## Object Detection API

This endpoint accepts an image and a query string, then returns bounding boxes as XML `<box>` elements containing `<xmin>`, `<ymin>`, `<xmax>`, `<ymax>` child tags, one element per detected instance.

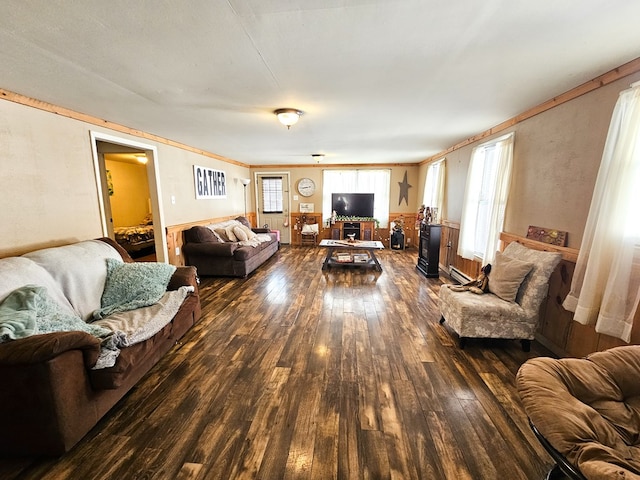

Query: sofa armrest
<box><xmin>0</xmin><ymin>331</ymin><xmax>100</xmax><ymax>367</ymax></box>
<box><xmin>252</xmin><ymin>228</ymin><xmax>271</xmax><ymax>234</ymax></box>
<box><xmin>184</xmin><ymin>242</ymin><xmax>238</xmax><ymax>257</ymax></box>
<box><xmin>168</xmin><ymin>266</ymin><xmax>199</xmax><ymax>291</ymax></box>
<box><xmin>96</xmin><ymin>237</ymin><xmax>135</xmax><ymax>263</ymax></box>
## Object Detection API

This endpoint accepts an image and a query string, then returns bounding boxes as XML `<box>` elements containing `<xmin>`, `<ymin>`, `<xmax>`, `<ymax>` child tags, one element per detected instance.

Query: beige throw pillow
<box><xmin>233</xmin><ymin>225</ymin><xmax>249</xmax><ymax>242</ymax></box>
<box><xmin>242</xmin><ymin>224</ymin><xmax>257</xmax><ymax>240</ymax></box>
<box><xmin>224</xmin><ymin>225</ymin><xmax>238</xmax><ymax>242</ymax></box>
<box><xmin>489</xmin><ymin>251</ymin><xmax>535</xmax><ymax>302</ymax></box>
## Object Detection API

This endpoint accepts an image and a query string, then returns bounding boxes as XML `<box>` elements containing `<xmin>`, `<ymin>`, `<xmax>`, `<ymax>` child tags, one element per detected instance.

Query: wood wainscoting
<box><xmin>499</xmin><ymin>232</ymin><xmax>640</xmax><ymax>357</ymax></box>
<box><xmin>295</xmin><ymin>212</ymin><xmax>419</xmax><ymax>249</ymax></box>
<box><xmin>438</xmin><ymin>220</ymin><xmax>482</xmax><ymax>281</ymax></box>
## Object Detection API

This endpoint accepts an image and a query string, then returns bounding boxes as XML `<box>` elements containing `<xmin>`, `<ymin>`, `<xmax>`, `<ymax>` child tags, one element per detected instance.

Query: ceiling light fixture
<box><xmin>274</xmin><ymin>108</ymin><xmax>303</xmax><ymax>129</ymax></box>
<box><xmin>134</xmin><ymin>153</ymin><xmax>148</xmax><ymax>164</ymax></box>
<box><xmin>312</xmin><ymin>154</ymin><xmax>324</xmax><ymax>163</ymax></box>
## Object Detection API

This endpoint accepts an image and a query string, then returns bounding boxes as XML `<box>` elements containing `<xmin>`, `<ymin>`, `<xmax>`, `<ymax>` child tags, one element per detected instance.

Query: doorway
<box><xmin>104</xmin><ymin>151</ymin><xmax>155</xmax><ymax>260</ymax></box>
<box><xmin>256</xmin><ymin>172</ymin><xmax>291</xmax><ymax>244</ymax></box>
<box><xmin>90</xmin><ymin>132</ymin><xmax>168</xmax><ymax>262</ymax></box>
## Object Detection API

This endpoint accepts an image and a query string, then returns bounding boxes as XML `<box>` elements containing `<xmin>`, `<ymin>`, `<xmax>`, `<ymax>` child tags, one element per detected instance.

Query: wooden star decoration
<box><xmin>398</xmin><ymin>170</ymin><xmax>412</xmax><ymax>206</ymax></box>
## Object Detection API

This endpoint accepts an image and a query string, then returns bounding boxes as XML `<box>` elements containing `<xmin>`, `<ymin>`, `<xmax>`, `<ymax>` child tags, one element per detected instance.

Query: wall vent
<box><xmin>449</xmin><ymin>266</ymin><xmax>472</xmax><ymax>285</ymax></box>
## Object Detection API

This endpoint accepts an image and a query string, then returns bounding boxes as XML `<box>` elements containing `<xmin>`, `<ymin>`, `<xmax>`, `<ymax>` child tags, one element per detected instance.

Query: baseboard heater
<box><xmin>449</xmin><ymin>266</ymin><xmax>472</xmax><ymax>285</ymax></box>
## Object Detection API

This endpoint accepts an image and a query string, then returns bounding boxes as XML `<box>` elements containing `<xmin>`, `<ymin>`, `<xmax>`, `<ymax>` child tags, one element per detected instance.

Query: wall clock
<box><xmin>297</xmin><ymin>178</ymin><xmax>316</xmax><ymax>197</ymax></box>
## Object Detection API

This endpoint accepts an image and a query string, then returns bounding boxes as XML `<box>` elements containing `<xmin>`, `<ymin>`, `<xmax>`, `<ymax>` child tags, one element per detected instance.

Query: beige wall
<box><xmin>0</xmin><ymin>100</ymin><xmax>251</xmax><ymax>256</ymax></box>
<box><xmin>0</xmin><ymin>101</ymin><xmax>104</xmax><ymax>255</ymax></box>
<box><xmin>3</xmin><ymin>67</ymin><xmax>639</xmax><ymax>255</ymax></box>
<box><xmin>424</xmin><ymin>71</ymin><xmax>640</xmax><ymax>249</ymax></box>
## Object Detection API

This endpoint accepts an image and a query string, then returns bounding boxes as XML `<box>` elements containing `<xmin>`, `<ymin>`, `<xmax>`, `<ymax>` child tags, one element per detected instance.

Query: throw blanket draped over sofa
<box><xmin>0</xmin><ymin>238</ymin><xmax>201</xmax><ymax>456</ymax></box>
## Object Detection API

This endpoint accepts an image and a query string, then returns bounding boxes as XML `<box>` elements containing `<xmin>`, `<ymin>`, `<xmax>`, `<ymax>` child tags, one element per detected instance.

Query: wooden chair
<box><xmin>300</xmin><ymin>215</ymin><xmax>319</xmax><ymax>246</ymax></box>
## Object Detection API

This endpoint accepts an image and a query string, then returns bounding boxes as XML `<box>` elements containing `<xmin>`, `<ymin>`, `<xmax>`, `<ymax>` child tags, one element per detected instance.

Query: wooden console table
<box><xmin>330</xmin><ymin>220</ymin><xmax>375</xmax><ymax>241</ymax></box>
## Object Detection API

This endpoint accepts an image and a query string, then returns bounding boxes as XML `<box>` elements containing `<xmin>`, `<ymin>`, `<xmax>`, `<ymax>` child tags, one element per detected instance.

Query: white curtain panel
<box><xmin>458</xmin><ymin>133</ymin><xmax>514</xmax><ymax>265</ymax></box>
<box><xmin>563</xmin><ymin>83</ymin><xmax>640</xmax><ymax>342</ymax></box>
<box><xmin>423</xmin><ymin>158</ymin><xmax>446</xmax><ymax>222</ymax></box>
<box><xmin>322</xmin><ymin>169</ymin><xmax>391</xmax><ymax>227</ymax></box>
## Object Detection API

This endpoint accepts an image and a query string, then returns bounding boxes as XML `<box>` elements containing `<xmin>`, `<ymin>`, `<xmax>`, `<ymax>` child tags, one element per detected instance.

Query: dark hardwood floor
<box><xmin>0</xmin><ymin>246</ymin><xmax>556</xmax><ymax>479</ymax></box>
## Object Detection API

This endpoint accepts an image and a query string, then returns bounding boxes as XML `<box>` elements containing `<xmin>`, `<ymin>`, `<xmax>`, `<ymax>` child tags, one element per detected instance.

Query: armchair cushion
<box><xmin>302</xmin><ymin>223</ymin><xmax>319</xmax><ymax>234</ymax></box>
<box><xmin>488</xmin><ymin>251</ymin><xmax>534</xmax><ymax>302</ymax></box>
<box><xmin>517</xmin><ymin>346</ymin><xmax>640</xmax><ymax>480</ymax></box>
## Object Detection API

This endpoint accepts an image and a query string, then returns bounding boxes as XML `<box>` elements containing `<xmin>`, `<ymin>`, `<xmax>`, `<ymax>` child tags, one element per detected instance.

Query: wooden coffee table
<box><xmin>319</xmin><ymin>239</ymin><xmax>384</xmax><ymax>271</ymax></box>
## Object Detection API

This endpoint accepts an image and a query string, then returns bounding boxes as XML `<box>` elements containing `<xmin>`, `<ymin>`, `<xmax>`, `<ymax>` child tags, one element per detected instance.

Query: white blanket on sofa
<box><xmin>92</xmin><ymin>286</ymin><xmax>193</xmax><ymax>369</ymax></box>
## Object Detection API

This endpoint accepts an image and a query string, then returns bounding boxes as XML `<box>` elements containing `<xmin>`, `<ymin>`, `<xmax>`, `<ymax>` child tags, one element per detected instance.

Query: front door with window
<box><xmin>257</xmin><ymin>173</ymin><xmax>290</xmax><ymax>244</ymax></box>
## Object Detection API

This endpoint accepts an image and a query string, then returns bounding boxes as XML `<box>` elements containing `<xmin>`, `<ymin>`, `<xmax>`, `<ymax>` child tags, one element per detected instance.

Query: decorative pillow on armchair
<box><xmin>301</xmin><ymin>224</ymin><xmax>319</xmax><ymax>234</ymax></box>
<box><xmin>488</xmin><ymin>251</ymin><xmax>534</xmax><ymax>302</ymax></box>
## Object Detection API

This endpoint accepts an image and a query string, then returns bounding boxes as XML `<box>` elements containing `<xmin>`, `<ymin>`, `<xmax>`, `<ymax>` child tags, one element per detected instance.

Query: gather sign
<box><xmin>193</xmin><ymin>165</ymin><xmax>226</xmax><ymax>199</ymax></box>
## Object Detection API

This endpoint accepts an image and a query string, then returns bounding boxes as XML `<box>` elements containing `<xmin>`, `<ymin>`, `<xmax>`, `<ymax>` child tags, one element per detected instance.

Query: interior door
<box><xmin>257</xmin><ymin>172</ymin><xmax>290</xmax><ymax>244</ymax></box>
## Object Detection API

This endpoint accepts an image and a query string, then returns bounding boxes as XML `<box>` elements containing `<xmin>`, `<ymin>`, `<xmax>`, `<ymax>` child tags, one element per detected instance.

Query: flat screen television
<box><xmin>331</xmin><ymin>193</ymin><xmax>375</xmax><ymax>218</ymax></box>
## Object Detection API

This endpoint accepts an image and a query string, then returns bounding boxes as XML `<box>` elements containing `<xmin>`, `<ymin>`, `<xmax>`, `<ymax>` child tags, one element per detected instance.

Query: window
<box><xmin>322</xmin><ymin>169</ymin><xmax>391</xmax><ymax>227</ymax></box>
<box><xmin>458</xmin><ymin>132</ymin><xmax>514</xmax><ymax>264</ymax></box>
<box><xmin>422</xmin><ymin>158</ymin><xmax>445</xmax><ymax>222</ymax></box>
<box><xmin>564</xmin><ymin>82</ymin><xmax>640</xmax><ymax>342</ymax></box>
<box><xmin>261</xmin><ymin>177</ymin><xmax>283</xmax><ymax>213</ymax></box>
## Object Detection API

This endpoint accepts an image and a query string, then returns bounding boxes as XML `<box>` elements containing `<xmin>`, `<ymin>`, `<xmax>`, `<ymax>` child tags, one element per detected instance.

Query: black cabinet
<box><xmin>416</xmin><ymin>224</ymin><xmax>441</xmax><ymax>278</ymax></box>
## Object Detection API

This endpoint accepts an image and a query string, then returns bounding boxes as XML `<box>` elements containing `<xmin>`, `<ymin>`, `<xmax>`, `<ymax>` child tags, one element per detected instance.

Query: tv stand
<box><xmin>331</xmin><ymin>220</ymin><xmax>375</xmax><ymax>241</ymax></box>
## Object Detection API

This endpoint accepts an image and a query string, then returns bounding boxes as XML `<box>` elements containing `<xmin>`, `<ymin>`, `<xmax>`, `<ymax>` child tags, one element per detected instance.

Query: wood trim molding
<box><xmin>0</xmin><ymin>89</ymin><xmax>248</xmax><ymax>168</ymax></box>
<box><xmin>420</xmin><ymin>56</ymin><xmax>640</xmax><ymax>165</ymax></box>
<box><xmin>499</xmin><ymin>231</ymin><xmax>579</xmax><ymax>263</ymax></box>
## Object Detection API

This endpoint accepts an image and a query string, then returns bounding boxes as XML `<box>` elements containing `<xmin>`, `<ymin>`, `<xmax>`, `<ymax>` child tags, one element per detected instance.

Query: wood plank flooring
<box><xmin>0</xmin><ymin>246</ymin><xmax>556</xmax><ymax>479</ymax></box>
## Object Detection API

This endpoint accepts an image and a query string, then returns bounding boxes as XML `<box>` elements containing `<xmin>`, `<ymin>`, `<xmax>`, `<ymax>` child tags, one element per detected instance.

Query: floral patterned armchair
<box><xmin>439</xmin><ymin>241</ymin><xmax>561</xmax><ymax>350</ymax></box>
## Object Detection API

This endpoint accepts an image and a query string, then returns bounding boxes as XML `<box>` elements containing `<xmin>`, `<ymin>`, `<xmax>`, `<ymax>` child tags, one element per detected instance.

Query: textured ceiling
<box><xmin>2</xmin><ymin>1</ymin><xmax>640</xmax><ymax>165</ymax></box>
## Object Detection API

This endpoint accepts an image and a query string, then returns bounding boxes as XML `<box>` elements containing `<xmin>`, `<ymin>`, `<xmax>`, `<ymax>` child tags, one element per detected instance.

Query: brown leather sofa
<box><xmin>0</xmin><ymin>238</ymin><xmax>201</xmax><ymax>456</ymax></box>
<box><xmin>183</xmin><ymin>217</ymin><xmax>279</xmax><ymax>277</ymax></box>
<box><xmin>517</xmin><ymin>346</ymin><xmax>640</xmax><ymax>480</ymax></box>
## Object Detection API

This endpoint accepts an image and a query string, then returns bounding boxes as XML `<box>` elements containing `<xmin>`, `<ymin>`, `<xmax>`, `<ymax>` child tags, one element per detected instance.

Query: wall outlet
<box><xmin>171</xmin><ymin>195</ymin><xmax>176</xmax><ymax>205</ymax></box>
<box><xmin>175</xmin><ymin>246</ymin><xmax>180</xmax><ymax>256</ymax></box>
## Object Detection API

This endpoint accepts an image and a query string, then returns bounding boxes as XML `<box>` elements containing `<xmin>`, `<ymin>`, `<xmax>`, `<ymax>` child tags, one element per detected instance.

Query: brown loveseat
<box><xmin>0</xmin><ymin>238</ymin><xmax>201</xmax><ymax>456</ymax></box>
<box><xmin>517</xmin><ymin>346</ymin><xmax>640</xmax><ymax>480</ymax></box>
<box><xmin>183</xmin><ymin>216</ymin><xmax>279</xmax><ymax>277</ymax></box>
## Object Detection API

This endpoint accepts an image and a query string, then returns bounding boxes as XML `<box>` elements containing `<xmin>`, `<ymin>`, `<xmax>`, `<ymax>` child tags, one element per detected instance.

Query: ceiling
<box><xmin>2</xmin><ymin>1</ymin><xmax>640</xmax><ymax>166</ymax></box>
